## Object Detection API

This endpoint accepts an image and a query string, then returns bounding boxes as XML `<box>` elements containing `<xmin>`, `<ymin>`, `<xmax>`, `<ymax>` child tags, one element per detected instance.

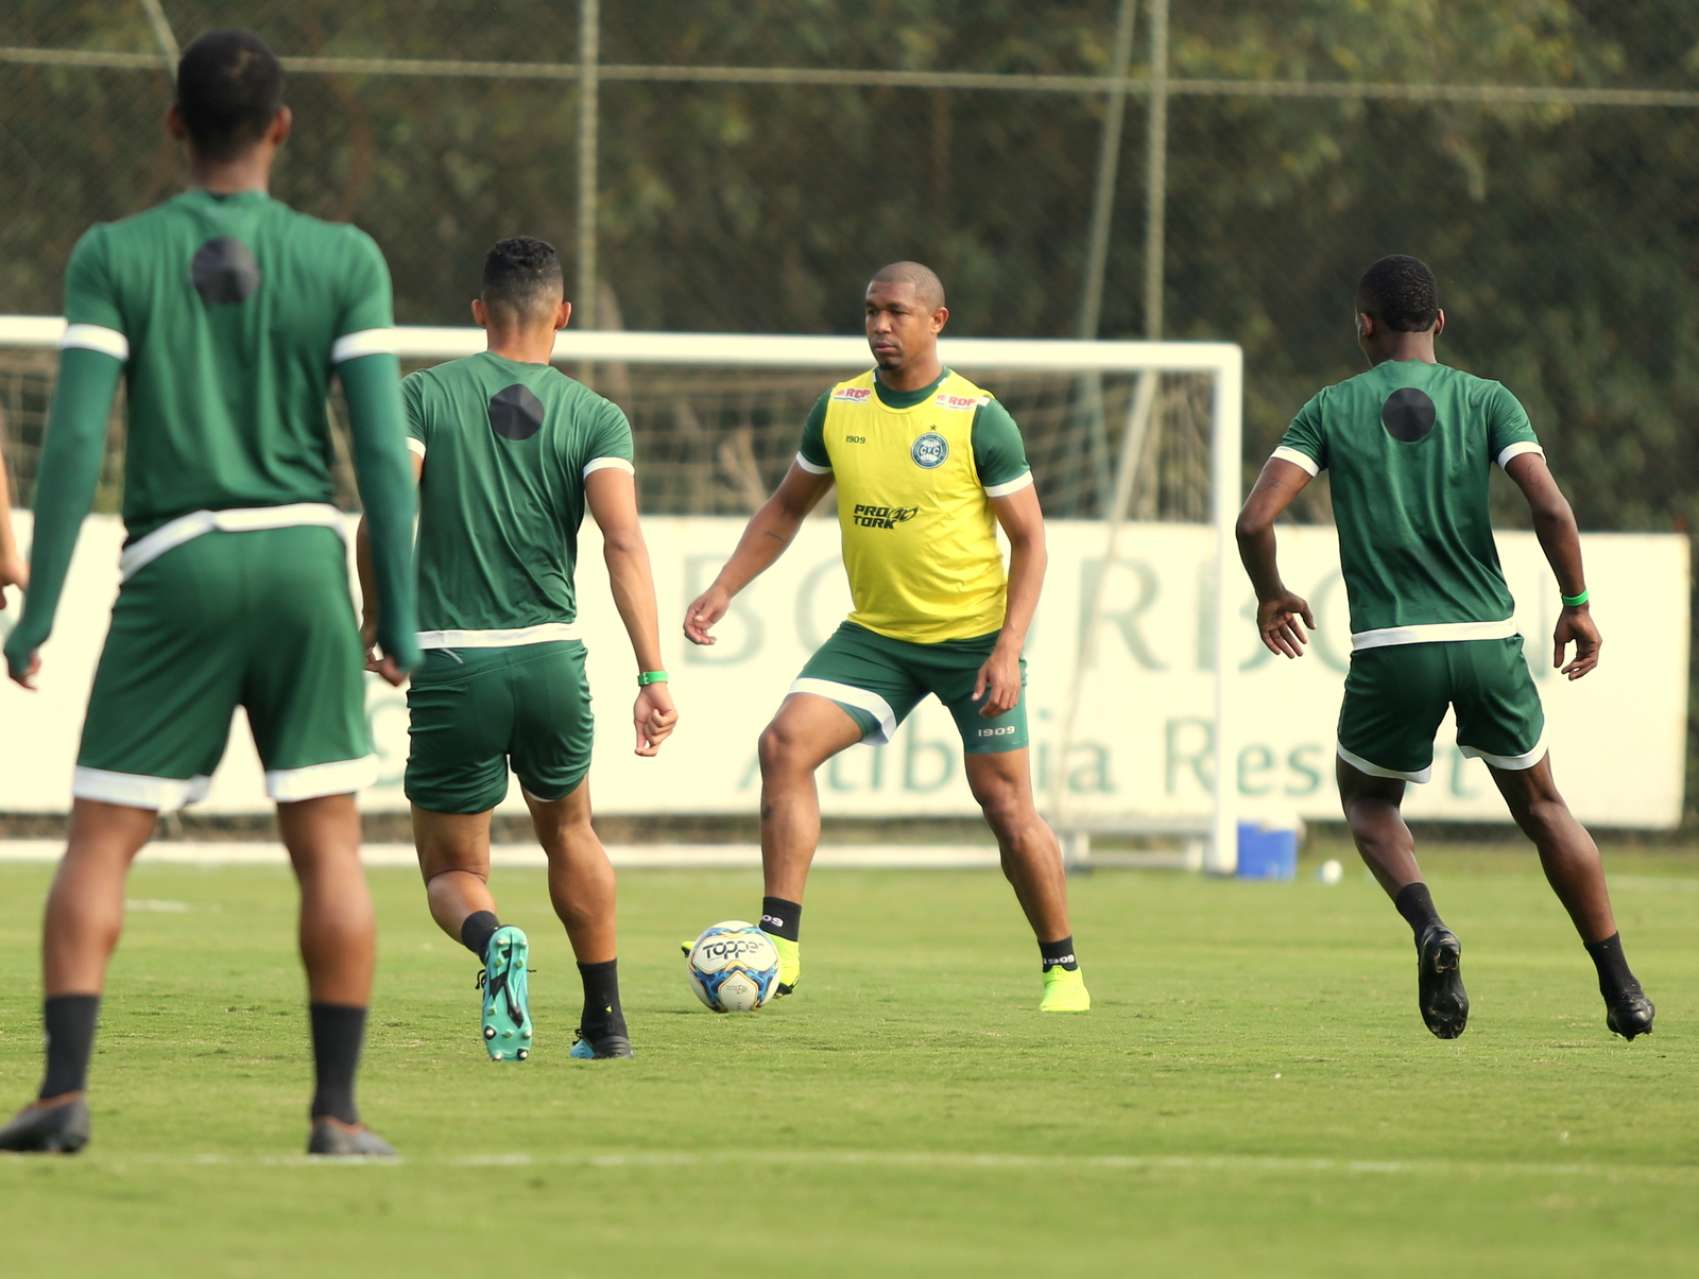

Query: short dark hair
<box><xmin>482</xmin><ymin>237</ymin><xmax>564</xmax><ymax>317</ymax></box>
<box><xmin>1356</xmin><ymin>255</ymin><xmax>1439</xmax><ymax>332</ymax></box>
<box><xmin>175</xmin><ymin>30</ymin><xmax>284</xmax><ymax>162</ymax></box>
<box><xmin>869</xmin><ymin>261</ymin><xmax>946</xmax><ymax>311</ymax></box>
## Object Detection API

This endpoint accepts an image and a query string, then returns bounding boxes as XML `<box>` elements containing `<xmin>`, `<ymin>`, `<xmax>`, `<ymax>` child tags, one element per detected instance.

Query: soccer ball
<box><xmin>686</xmin><ymin>921</ymin><xmax>781</xmax><ymax>1013</ymax></box>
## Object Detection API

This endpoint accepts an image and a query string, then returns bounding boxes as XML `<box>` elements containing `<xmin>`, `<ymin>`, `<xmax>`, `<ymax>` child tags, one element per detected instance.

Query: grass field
<box><xmin>1</xmin><ymin>844</ymin><xmax>1695</xmax><ymax>1277</ymax></box>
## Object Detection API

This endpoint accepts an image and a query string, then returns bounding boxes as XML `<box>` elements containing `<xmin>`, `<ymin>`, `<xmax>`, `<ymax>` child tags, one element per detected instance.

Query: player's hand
<box><xmin>972</xmin><ymin>643</ymin><xmax>1022</xmax><ymax>718</ymax></box>
<box><xmin>1553</xmin><ymin>605</ymin><xmax>1600</xmax><ymax>680</ymax></box>
<box><xmin>359</xmin><ymin>615</ymin><xmax>380</xmax><ymax>668</ymax></box>
<box><xmin>683</xmin><ymin>585</ymin><xmax>730</xmax><ymax>646</ymax></box>
<box><xmin>6</xmin><ymin>648</ymin><xmax>41</xmax><ymax>691</ymax></box>
<box><xmin>634</xmin><ymin>683</ymin><xmax>678</xmax><ymax>756</ymax></box>
<box><xmin>0</xmin><ymin>549</ymin><xmax>26</xmax><ymax>609</ymax></box>
<box><xmin>1256</xmin><ymin>591</ymin><xmax>1316</xmax><ymax>659</ymax></box>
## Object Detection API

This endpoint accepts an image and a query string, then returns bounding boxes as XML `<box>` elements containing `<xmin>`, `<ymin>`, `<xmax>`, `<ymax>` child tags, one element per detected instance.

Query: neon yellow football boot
<box><xmin>1040</xmin><ymin>966</ymin><xmax>1091</xmax><ymax>1013</ymax></box>
<box><xmin>768</xmin><ymin>934</ymin><xmax>801</xmax><ymax>997</ymax></box>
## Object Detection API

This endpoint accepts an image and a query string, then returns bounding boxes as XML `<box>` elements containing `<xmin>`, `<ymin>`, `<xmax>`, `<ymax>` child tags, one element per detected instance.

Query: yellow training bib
<box><xmin>818</xmin><ymin>369</ymin><xmax>1008</xmax><ymax>643</ymax></box>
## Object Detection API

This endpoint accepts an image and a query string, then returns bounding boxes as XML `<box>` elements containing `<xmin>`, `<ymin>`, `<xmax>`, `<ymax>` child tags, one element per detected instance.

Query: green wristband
<box><xmin>638</xmin><ymin>670</ymin><xmax>669</xmax><ymax>686</ymax></box>
<box><xmin>1561</xmin><ymin>589</ymin><xmax>1589</xmax><ymax>607</ymax></box>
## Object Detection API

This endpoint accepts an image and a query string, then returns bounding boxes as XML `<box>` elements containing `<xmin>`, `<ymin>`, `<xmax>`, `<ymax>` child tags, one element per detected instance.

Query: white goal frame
<box><xmin>1</xmin><ymin>317</ymin><xmax>1242</xmax><ymax>873</ymax></box>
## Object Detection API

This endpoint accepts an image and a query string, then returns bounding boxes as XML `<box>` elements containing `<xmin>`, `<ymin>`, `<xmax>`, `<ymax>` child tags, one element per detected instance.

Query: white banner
<box><xmin>0</xmin><ymin>514</ymin><xmax>1687</xmax><ymax>826</ymax></box>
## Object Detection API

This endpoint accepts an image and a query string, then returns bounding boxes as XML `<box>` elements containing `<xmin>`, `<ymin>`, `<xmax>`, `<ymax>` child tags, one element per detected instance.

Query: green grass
<box><xmin>2</xmin><ymin>846</ymin><xmax>1696</xmax><ymax>1277</ymax></box>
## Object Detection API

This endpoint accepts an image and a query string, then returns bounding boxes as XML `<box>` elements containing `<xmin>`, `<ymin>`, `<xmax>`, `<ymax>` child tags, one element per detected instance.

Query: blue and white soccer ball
<box><xmin>686</xmin><ymin>920</ymin><xmax>782</xmax><ymax>1013</ymax></box>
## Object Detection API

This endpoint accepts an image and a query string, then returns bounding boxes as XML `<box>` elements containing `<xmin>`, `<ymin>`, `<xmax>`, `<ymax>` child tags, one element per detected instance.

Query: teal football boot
<box><xmin>478</xmin><ymin>926</ymin><xmax>533</xmax><ymax>1061</ymax></box>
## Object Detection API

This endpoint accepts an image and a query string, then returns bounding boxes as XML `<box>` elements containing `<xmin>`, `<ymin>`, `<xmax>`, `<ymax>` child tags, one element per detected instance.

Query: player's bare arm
<box><xmin>354</xmin><ymin>450</ymin><xmax>424</xmax><ymax>688</ymax></box>
<box><xmin>683</xmin><ymin>460</ymin><xmax>833</xmax><ymax>645</ymax></box>
<box><xmin>0</xmin><ymin>451</ymin><xmax>26</xmax><ymax>608</ymax></box>
<box><xmin>587</xmin><ymin>464</ymin><xmax>679</xmax><ymax>755</ymax></box>
<box><xmin>1505</xmin><ymin>451</ymin><xmax>1599</xmax><ymax>680</ymax></box>
<box><xmin>975</xmin><ymin>483</ymin><xmax>1046</xmax><ymax>717</ymax></box>
<box><xmin>1235</xmin><ymin>457</ymin><xmax>1318</xmax><ymax>659</ymax></box>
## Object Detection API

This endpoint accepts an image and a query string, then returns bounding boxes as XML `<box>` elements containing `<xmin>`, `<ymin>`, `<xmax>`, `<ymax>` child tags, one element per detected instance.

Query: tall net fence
<box><xmin>0</xmin><ymin>351</ymin><xmax>1215</xmax><ymax>523</ymax></box>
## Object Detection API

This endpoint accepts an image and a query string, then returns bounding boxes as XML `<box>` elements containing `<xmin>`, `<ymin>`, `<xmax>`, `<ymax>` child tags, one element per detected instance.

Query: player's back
<box><xmin>70</xmin><ymin>189</ymin><xmax>391</xmax><ymax>539</ymax></box>
<box><xmin>405</xmin><ymin>352</ymin><xmax>633</xmax><ymax>638</ymax></box>
<box><xmin>1277</xmin><ymin>359</ymin><xmax>1543</xmax><ymax>644</ymax></box>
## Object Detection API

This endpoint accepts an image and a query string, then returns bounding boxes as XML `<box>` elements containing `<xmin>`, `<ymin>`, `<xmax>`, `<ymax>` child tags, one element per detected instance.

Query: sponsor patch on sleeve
<box><xmin>933</xmin><ymin>393</ymin><xmax>989</xmax><ymax>411</ymax></box>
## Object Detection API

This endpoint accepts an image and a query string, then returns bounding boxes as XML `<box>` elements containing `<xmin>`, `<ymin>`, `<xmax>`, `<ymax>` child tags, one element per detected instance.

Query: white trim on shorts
<box><xmin>72</xmin><ymin>767</ymin><xmax>212</xmax><ymax>811</ymax></box>
<box><xmin>406</xmin><ymin>437</ymin><xmax>427</xmax><ymax>459</ymax></box>
<box><xmin>789</xmin><ymin>677</ymin><xmax>898</xmax><ymax>745</ymax></box>
<box><xmin>266</xmin><ymin>756</ymin><xmax>380</xmax><ymax>802</ymax></box>
<box><xmin>416</xmin><ymin>622</ymin><xmax>583</xmax><ymax>650</ymax></box>
<box><xmin>1350</xmin><ymin>618</ymin><xmax>1518</xmax><ymax>652</ymax></box>
<box><xmin>1336</xmin><ymin>743</ymin><xmax>1432</xmax><ymax>785</ymax></box>
<box><xmin>119</xmin><ymin>503</ymin><xmax>346</xmax><ymax>582</ymax></box>
<box><xmin>1459</xmin><ymin>734</ymin><xmax>1548</xmax><ymax>771</ymax></box>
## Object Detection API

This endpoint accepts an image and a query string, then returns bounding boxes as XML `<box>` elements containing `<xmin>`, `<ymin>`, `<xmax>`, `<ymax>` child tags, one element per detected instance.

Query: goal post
<box><xmin>0</xmin><ymin>317</ymin><xmax>1242</xmax><ymax>871</ymax></box>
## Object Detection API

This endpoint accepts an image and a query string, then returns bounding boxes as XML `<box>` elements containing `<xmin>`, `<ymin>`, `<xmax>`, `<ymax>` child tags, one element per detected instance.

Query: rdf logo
<box><xmin>910</xmin><ymin>432</ymin><xmax>949</xmax><ymax>469</ymax></box>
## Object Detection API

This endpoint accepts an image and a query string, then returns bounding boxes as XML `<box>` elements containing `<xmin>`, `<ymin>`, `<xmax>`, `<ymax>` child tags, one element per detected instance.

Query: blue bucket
<box><xmin>1236</xmin><ymin>820</ymin><xmax>1299</xmax><ymax>880</ymax></box>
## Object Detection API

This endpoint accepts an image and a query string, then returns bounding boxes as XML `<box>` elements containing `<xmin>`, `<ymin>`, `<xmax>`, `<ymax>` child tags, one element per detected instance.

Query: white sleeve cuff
<box><xmin>331</xmin><ymin>328</ymin><xmax>398</xmax><ymax>364</ymax></box>
<box><xmin>983</xmin><ymin>470</ymin><xmax>1034</xmax><ymax>498</ymax></box>
<box><xmin>1496</xmin><ymin>441</ymin><xmax>1545</xmax><ymax>469</ymax></box>
<box><xmin>795</xmin><ymin>453</ymin><xmax>832</xmax><ymax>475</ymax></box>
<box><xmin>1271</xmin><ymin>446</ymin><xmax>1320</xmax><ymax>477</ymax></box>
<box><xmin>61</xmin><ymin>323</ymin><xmax>129</xmax><ymax>361</ymax></box>
<box><xmin>583</xmin><ymin>456</ymin><xmax>635</xmax><ymax>479</ymax></box>
<box><xmin>405</xmin><ymin>437</ymin><xmax>427</xmax><ymax>459</ymax></box>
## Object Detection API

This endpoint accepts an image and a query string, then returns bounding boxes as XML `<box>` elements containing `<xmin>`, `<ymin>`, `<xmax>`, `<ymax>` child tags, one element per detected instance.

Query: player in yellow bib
<box><xmin>685</xmin><ymin>262</ymin><xmax>1089</xmax><ymax>1013</ymax></box>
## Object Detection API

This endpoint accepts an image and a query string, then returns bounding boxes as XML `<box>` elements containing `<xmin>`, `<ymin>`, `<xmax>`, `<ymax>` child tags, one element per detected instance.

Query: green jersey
<box><xmin>1274</xmin><ymin>359</ymin><xmax>1543</xmax><ymax>649</ymax></box>
<box><xmin>62</xmin><ymin>188</ymin><xmax>396</xmax><ymax>546</ymax></box>
<box><xmin>403</xmin><ymin>352</ymin><xmax>635</xmax><ymax>645</ymax></box>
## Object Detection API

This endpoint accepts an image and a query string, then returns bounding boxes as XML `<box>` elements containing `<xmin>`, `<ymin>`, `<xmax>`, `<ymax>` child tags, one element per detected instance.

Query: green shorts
<box><xmin>75</xmin><ymin>525</ymin><xmax>373</xmax><ymax>810</ymax></box>
<box><xmin>1337</xmin><ymin>637</ymin><xmax>1546</xmax><ymax>784</ymax></box>
<box><xmin>792</xmin><ymin>621</ymin><xmax>1028</xmax><ymax>754</ymax></box>
<box><xmin>405</xmin><ymin>640</ymin><xmax>593</xmax><ymax>814</ymax></box>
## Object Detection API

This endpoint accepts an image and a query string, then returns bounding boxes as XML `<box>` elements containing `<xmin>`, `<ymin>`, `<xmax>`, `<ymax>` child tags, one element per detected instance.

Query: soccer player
<box><xmin>0</xmin><ymin>448</ymin><xmax>24</xmax><ymax>605</ymax></box>
<box><xmin>357</xmin><ymin>237</ymin><xmax>676</xmax><ymax>1063</ymax></box>
<box><xmin>1235</xmin><ymin>254</ymin><xmax>1654</xmax><ymax>1041</ymax></box>
<box><xmin>684</xmin><ymin>262</ymin><xmax>1089</xmax><ymax>1013</ymax></box>
<box><xmin>0</xmin><ymin>30</ymin><xmax>419</xmax><ymax>1156</ymax></box>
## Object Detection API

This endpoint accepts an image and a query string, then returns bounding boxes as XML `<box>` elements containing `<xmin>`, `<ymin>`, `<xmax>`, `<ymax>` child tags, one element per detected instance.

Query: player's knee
<box><xmin>1519</xmin><ymin>794</ymin><xmax>1572</xmax><ymax>843</ymax></box>
<box><xmin>975</xmin><ymin>785</ymin><xmax>1031</xmax><ymax>844</ymax></box>
<box><xmin>758</xmin><ymin>720</ymin><xmax>805</xmax><ymax>776</ymax></box>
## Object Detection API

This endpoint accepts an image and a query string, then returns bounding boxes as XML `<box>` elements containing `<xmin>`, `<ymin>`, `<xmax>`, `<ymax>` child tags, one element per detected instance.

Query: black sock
<box><xmin>39</xmin><ymin>994</ymin><xmax>100</xmax><ymax>1100</ymax></box>
<box><xmin>1394</xmin><ymin>882</ymin><xmax>1442</xmax><ymax>941</ymax></box>
<box><xmin>1584</xmin><ymin>932</ymin><xmax>1638</xmax><ymax>1001</ymax></box>
<box><xmin>308</xmin><ymin>1003</ymin><xmax>366</xmax><ymax>1126</ymax></box>
<box><xmin>578</xmin><ymin>959</ymin><xmax>627</xmax><ymax>1040</ymax></box>
<box><xmin>1039</xmin><ymin>937</ymin><xmax>1079</xmax><ymax>973</ymax></box>
<box><xmin>759</xmin><ymin>897</ymin><xmax>802</xmax><ymax>942</ymax></box>
<box><xmin>459</xmin><ymin>910</ymin><xmax>501</xmax><ymax>960</ymax></box>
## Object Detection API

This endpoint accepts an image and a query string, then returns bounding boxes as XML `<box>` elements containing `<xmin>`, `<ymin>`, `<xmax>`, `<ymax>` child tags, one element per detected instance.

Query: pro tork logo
<box><xmin>911</xmin><ymin>431</ymin><xmax>949</xmax><ymax>469</ymax></box>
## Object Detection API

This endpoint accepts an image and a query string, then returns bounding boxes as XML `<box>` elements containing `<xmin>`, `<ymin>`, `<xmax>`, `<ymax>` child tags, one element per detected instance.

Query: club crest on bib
<box><xmin>911</xmin><ymin>432</ymin><xmax>949</xmax><ymax>469</ymax></box>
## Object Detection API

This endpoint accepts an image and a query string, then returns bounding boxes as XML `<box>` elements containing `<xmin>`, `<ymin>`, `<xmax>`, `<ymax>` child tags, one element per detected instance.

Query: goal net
<box><xmin>0</xmin><ymin>319</ymin><xmax>1243</xmax><ymax>872</ymax></box>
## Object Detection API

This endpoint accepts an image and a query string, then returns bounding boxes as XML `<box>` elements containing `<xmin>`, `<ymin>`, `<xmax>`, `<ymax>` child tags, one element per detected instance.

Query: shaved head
<box><xmin>869</xmin><ymin>261</ymin><xmax>945</xmax><ymax>312</ymax></box>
